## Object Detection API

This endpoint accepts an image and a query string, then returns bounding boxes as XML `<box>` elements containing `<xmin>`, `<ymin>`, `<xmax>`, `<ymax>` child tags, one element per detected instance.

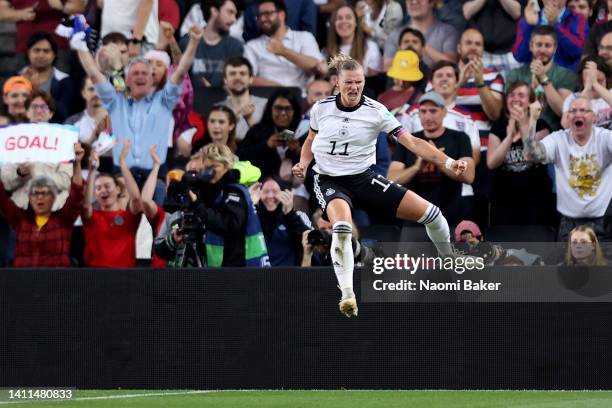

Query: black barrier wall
<box><xmin>1</xmin><ymin>268</ymin><xmax>612</xmax><ymax>389</ymax></box>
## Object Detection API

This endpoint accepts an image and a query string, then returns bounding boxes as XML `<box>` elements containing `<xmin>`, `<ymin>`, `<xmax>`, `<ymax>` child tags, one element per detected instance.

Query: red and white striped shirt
<box><xmin>426</xmin><ymin>68</ymin><xmax>505</xmax><ymax>149</ymax></box>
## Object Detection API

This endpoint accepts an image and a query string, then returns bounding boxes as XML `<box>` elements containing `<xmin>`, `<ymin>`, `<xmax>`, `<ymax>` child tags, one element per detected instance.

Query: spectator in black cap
<box><xmin>388</xmin><ymin>91</ymin><xmax>475</xmax><ymax>228</ymax></box>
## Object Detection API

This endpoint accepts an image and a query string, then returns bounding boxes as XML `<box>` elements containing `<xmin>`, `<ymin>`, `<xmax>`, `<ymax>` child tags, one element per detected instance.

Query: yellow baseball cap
<box><xmin>387</xmin><ymin>50</ymin><xmax>423</xmax><ymax>82</ymax></box>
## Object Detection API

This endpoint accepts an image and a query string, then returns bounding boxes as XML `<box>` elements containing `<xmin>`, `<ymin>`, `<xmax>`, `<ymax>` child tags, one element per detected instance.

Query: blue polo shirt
<box><xmin>95</xmin><ymin>79</ymin><xmax>182</xmax><ymax>169</ymax></box>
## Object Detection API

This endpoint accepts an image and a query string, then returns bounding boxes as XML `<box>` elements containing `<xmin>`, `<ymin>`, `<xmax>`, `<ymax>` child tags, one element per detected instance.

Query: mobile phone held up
<box><xmin>279</xmin><ymin>129</ymin><xmax>295</xmax><ymax>141</ymax></box>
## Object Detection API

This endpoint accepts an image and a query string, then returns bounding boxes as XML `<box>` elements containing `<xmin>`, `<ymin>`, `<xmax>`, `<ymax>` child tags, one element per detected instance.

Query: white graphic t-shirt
<box><xmin>542</xmin><ymin>127</ymin><xmax>612</xmax><ymax>217</ymax></box>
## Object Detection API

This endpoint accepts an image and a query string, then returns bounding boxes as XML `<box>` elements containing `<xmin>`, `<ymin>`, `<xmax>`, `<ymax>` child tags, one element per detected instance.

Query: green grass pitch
<box><xmin>3</xmin><ymin>390</ymin><xmax>612</xmax><ymax>408</ymax></box>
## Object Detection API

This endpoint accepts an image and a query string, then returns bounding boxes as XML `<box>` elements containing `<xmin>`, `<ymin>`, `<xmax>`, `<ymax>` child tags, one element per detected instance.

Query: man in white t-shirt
<box><xmin>524</xmin><ymin>97</ymin><xmax>612</xmax><ymax>241</ymax></box>
<box><xmin>243</xmin><ymin>0</ymin><xmax>325</xmax><ymax>92</ymax></box>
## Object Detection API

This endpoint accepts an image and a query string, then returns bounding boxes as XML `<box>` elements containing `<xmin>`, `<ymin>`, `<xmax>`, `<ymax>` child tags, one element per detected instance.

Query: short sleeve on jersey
<box><xmin>309</xmin><ymin>101</ymin><xmax>320</xmax><ymax>132</ymax></box>
<box><xmin>378</xmin><ymin>105</ymin><xmax>402</xmax><ymax>134</ymax></box>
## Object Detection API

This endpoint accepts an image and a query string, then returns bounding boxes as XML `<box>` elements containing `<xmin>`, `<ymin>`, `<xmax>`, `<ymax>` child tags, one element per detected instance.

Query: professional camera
<box><xmin>175</xmin><ymin>209</ymin><xmax>203</xmax><ymax>238</ymax></box>
<box><xmin>183</xmin><ymin>166</ymin><xmax>216</xmax><ymax>190</ymax></box>
<box><xmin>456</xmin><ymin>241</ymin><xmax>506</xmax><ymax>265</ymax></box>
<box><xmin>162</xmin><ymin>167</ymin><xmax>217</xmax><ymax>268</ymax></box>
<box><xmin>307</xmin><ymin>229</ymin><xmax>330</xmax><ymax>247</ymax></box>
<box><xmin>164</xmin><ymin>167</ymin><xmax>217</xmax><ymax>213</ymax></box>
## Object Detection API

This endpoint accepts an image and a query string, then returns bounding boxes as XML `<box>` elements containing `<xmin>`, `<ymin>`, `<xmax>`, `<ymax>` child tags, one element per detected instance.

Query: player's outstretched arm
<box><xmin>394</xmin><ymin>127</ymin><xmax>471</xmax><ymax>181</ymax></box>
<box><xmin>292</xmin><ymin>129</ymin><xmax>316</xmax><ymax>178</ymax></box>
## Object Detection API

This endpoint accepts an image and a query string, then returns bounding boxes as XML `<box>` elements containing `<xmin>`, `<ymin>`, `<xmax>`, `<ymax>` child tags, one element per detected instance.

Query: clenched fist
<box><xmin>292</xmin><ymin>162</ymin><xmax>307</xmax><ymax>178</ymax></box>
<box><xmin>450</xmin><ymin>159</ymin><xmax>468</xmax><ymax>176</ymax></box>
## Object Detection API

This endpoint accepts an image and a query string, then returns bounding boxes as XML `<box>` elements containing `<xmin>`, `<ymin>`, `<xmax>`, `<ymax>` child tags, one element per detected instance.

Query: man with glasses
<box><xmin>523</xmin><ymin>98</ymin><xmax>612</xmax><ymax>241</ymax></box>
<box><xmin>241</xmin><ymin>0</ymin><xmax>316</xmax><ymax>43</ymax></box>
<box><xmin>598</xmin><ymin>32</ymin><xmax>612</xmax><ymax>74</ymax></box>
<box><xmin>243</xmin><ymin>0</ymin><xmax>325</xmax><ymax>91</ymax></box>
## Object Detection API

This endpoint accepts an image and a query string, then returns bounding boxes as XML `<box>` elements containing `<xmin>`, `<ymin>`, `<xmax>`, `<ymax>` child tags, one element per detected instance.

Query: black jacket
<box><xmin>154</xmin><ymin>170</ymin><xmax>249</xmax><ymax>267</ymax></box>
<box><xmin>257</xmin><ymin>205</ymin><xmax>309</xmax><ymax>266</ymax></box>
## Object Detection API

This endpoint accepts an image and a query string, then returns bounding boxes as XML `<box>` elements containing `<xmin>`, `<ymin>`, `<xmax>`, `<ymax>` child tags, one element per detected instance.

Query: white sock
<box><xmin>331</xmin><ymin>221</ymin><xmax>354</xmax><ymax>299</ymax></box>
<box><xmin>418</xmin><ymin>204</ymin><xmax>453</xmax><ymax>256</ymax></box>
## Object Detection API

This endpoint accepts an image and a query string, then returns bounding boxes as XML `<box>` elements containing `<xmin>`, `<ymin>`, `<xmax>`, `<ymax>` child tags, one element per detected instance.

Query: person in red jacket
<box><xmin>0</xmin><ymin>143</ymin><xmax>84</xmax><ymax>267</ymax></box>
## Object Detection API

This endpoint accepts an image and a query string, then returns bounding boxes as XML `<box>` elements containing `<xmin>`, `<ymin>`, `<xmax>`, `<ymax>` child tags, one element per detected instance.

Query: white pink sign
<box><xmin>0</xmin><ymin>123</ymin><xmax>78</xmax><ymax>164</ymax></box>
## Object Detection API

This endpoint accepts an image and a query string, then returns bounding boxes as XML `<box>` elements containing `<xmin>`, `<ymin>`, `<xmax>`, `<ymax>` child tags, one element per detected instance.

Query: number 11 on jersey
<box><xmin>328</xmin><ymin>141</ymin><xmax>349</xmax><ymax>156</ymax></box>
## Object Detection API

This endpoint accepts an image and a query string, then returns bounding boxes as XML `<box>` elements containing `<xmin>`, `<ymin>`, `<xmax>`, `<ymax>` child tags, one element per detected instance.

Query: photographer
<box><xmin>301</xmin><ymin>209</ymin><xmax>373</xmax><ymax>267</ymax></box>
<box><xmin>454</xmin><ymin>220</ymin><xmax>543</xmax><ymax>266</ymax></box>
<box><xmin>251</xmin><ymin>176</ymin><xmax>311</xmax><ymax>266</ymax></box>
<box><xmin>154</xmin><ymin>144</ymin><xmax>269</xmax><ymax>268</ymax></box>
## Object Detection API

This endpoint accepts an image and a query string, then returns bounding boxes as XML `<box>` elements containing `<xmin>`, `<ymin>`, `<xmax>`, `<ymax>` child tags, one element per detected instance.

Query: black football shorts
<box><xmin>312</xmin><ymin>169</ymin><xmax>407</xmax><ymax>221</ymax></box>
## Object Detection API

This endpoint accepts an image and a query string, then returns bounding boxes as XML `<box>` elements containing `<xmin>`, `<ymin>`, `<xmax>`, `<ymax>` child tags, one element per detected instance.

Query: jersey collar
<box><xmin>335</xmin><ymin>93</ymin><xmax>365</xmax><ymax>112</ymax></box>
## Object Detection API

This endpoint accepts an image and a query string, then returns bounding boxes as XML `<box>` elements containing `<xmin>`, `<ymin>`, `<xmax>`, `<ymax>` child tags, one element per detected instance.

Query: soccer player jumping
<box><xmin>292</xmin><ymin>54</ymin><xmax>471</xmax><ymax>318</ymax></box>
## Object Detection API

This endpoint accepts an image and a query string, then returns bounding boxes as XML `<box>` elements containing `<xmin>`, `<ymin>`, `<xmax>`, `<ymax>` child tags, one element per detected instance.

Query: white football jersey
<box><xmin>310</xmin><ymin>95</ymin><xmax>401</xmax><ymax>176</ymax></box>
<box><xmin>398</xmin><ymin>104</ymin><xmax>481</xmax><ymax>151</ymax></box>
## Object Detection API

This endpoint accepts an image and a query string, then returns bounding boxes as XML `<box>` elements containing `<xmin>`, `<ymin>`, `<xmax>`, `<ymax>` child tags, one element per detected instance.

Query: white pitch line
<box><xmin>0</xmin><ymin>390</ymin><xmax>213</xmax><ymax>404</ymax></box>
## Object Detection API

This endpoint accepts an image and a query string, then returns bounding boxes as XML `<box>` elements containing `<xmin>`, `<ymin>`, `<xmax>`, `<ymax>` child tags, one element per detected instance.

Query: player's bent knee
<box><xmin>327</xmin><ymin>199</ymin><xmax>352</xmax><ymax>223</ymax></box>
<box><xmin>396</xmin><ymin>190</ymin><xmax>430</xmax><ymax>221</ymax></box>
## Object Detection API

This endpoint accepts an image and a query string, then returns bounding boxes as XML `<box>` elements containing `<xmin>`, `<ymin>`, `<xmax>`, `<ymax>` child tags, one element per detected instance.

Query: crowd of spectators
<box><xmin>0</xmin><ymin>0</ymin><xmax>611</xmax><ymax>268</ymax></box>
